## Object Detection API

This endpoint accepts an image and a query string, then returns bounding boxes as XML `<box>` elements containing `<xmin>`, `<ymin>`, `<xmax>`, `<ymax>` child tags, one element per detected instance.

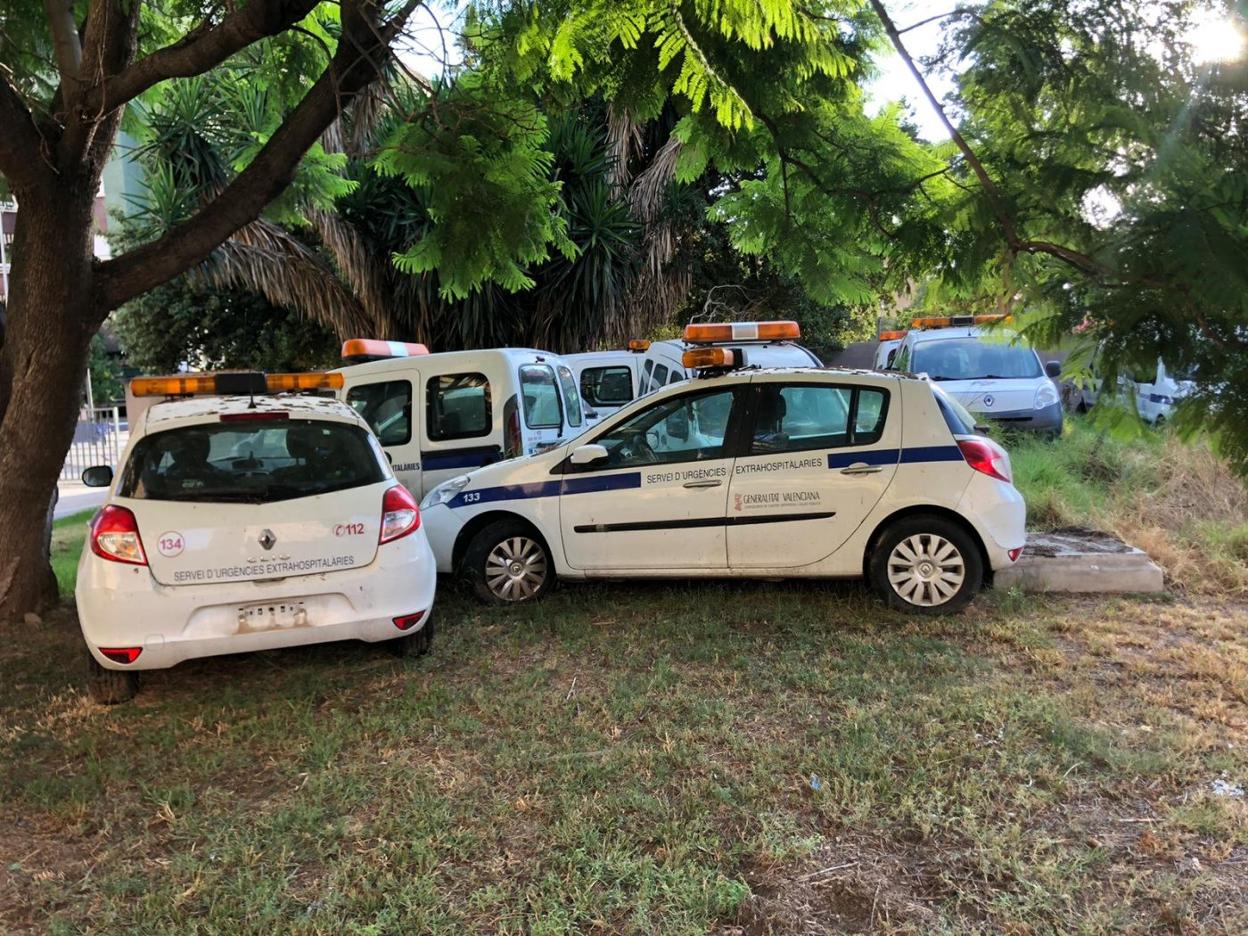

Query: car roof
<box><xmin>142</xmin><ymin>394</ymin><xmax>362</xmax><ymax>433</ymax></box>
<box><xmin>649</xmin><ymin>366</ymin><xmax>908</xmax><ymax>389</ymax></box>
<box><xmin>905</xmin><ymin>326</ymin><xmax>1022</xmax><ymax>344</ymax></box>
<box><xmin>335</xmin><ymin>347</ymin><xmax>565</xmax><ymax>377</ymax></box>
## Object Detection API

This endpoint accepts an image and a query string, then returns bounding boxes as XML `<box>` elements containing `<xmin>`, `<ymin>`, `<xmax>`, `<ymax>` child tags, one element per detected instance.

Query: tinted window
<box><xmin>668</xmin><ymin>369</ymin><xmax>684</xmax><ymax>385</ymax></box>
<box><xmin>594</xmin><ymin>389</ymin><xmax>736</xmax><ymax>468</ymax></box>
<box><xmin>118</xmin><ymin>419</ymin><xmax>385</xmax><ymax>503</ymax></box>
<box><xmin>912</xmin><ymin>338</ymin><xmax>1042</xmax><ymax>380</ymax></box>
<box><xmin>932</xmin><ymin>385</ymin><xmax>978</xmax><ymax>435</ymax></box>
<box><xmin>557</xmin><ymin>365</ymin><xmax>584</xmax><ymax>428</ymax></box>
<box><xmin>427</xmin><ymin>373</ymin><xmax>491</xmax><ymax>440</ymax></box>
<box><xmin>641</xmin><ymin>359</ymin><xmax>654</xmax><ymax>394</ymax></box>
<box><xmin>519</xmin><ymin>365</ymin><xmax>562</xmax><ymax>429</ymax></box>
<box><xmin>347</xmin><ymin>380</ymin><xmax>411</xmax><ymax>446</ymax></box>
<box><xmin>652</xmin><ymin>363</ymin><xmax>670</xmax><ymax>389</ymax></box>
<box><xmin>581</xmin><ymin>366</ymin><xmax>634</xmax><ymax>407</ymax></box>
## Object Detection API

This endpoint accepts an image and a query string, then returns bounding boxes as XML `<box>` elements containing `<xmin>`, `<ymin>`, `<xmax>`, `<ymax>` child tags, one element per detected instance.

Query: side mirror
<box><xmin>975</xmin><ymin>423</ymin><xmax>992</xmax><ymax>436</ymax></box>
<box><xmin>585</xmin><ymin>408</ymin><xmax>601</xmax><ymax>422</ymax></box>
<box><xmin>570</xmin><ymin>443</ymin><xmax>609</xmax><ymax>466</ymax></box>
<box><xmin>82</xmin><ymin>465</ymin><xmax>114</xmax><ymax>488</ymax></box>
<box><xmin>1045</xmin><ymin>360</ymin><xmax>1062</xmax><ymax>379</ymax></box>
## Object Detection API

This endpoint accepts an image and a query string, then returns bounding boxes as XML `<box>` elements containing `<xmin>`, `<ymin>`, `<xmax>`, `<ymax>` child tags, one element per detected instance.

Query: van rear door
<box><xmin>342</xmin><ymin>373</ymin><xmax>422</xmax><ymax>496</ymax></box>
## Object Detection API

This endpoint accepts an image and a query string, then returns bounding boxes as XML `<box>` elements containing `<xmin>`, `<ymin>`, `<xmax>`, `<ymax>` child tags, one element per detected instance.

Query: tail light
<box><xmin>957</xmin><ymin>437</ymin><xmax>1013</xmax><ymax>484</ymax></box>
<box><xmin>99</xmin><ymin>647</ymin><xmax>142</xmax><ymax>664</ymax></box>
<box><xmin>380</xmin><ymin>485</ymin><xmax>420</xmax><ymax>543</ymax></box>
<box><xmin>1008</xmin><ymin>547</ymin><xmax>1024</xmax><ymax>562</ymax></box>
<box><xmin>393</xmin><ymin>611</ymin><xmax>425</xmax><ymax>631</ymax></box>
<box><xmin>90</xmin><ymin>506</ymin><xmax>148</xmax><ymax>565</ymax></box>
<box><xmin>503</xmin><ymin>395</ymin><xmax>522</xmax><ymax>459</ymax></box>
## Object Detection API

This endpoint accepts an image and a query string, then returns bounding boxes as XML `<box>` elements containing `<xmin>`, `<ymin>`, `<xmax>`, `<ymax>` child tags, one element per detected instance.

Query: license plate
<box><xmin>236</xmin><ymin>601</ymin><xmax>309</xmax><ymax>633</ymax></box>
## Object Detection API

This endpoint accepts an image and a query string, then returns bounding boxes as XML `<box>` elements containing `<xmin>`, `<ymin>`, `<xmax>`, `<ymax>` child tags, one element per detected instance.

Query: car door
<box><xmin>345</xmin><ymin>374</ymin><xmax>421</xmax><ymax>495</ymax></box>
<box><xmin>727</xmin><ymin>377</ymin><xmax>899</xmax><ymax>569</ymax></box>
<box><xmin>558</xmin><ymin>385</ymin><xmax>745</xmax><ymax>571</ymax></box>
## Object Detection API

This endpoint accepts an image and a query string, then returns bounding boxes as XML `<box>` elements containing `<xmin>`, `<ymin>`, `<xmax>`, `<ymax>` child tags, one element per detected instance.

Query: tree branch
<box><xmin>41</xmin><ymin>0</ymin><xmax>83</xmax><ymax>89</ymax></box>
<box><xmin>896</xmin><ymin>8</ymin><xmax>981</xmax><ymax>35</ymax></box>
<box><xmin>0</xmin><ymin>72</ymin><xmax>49</xmax><ymax>189</ymax></box>
<box><xmin>77</xmin><ymin>0</ymin><xmax>321</xmax><ymax>116</ymax></box>
<box><xmin>94</xmin><ymin>0</ymin><xmax>411</xmax><ymax>311</ymax></box>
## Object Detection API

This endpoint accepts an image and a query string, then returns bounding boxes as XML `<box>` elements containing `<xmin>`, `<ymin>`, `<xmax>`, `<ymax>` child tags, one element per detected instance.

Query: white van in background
<box><xmin>336</xmin><ymin>341</ymin><xmax>590</xmax><ymax>498</ymax></box>
<box><xmin>1134</xmin><ymin>359</ymin><xmax>1195</xmax><ymax>424</ymax></box>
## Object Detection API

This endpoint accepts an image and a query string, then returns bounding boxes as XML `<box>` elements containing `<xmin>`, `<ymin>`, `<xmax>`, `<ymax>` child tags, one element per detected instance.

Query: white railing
<box><xmin>61</xmin><ymin>407</ymin><xmax>124</xmax><ymax>483</ymax></box>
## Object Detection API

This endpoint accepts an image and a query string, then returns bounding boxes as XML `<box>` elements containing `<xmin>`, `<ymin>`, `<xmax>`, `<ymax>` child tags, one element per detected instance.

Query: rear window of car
<box><xmin>932</xmin><ymin>385</ymin><xmax>978</xmax><ymax>435</ymax></box>
<box><xmin>580</xmin><ymin>366</ymin><xmax>634</xmax><ymax>407</ymax></box>
<box><xmin>117</xmin><ymin>419</ymin><xmax>386</xmax><ymax>503</ymax></box>
<box><xmin>427</xmin><ymin>373</ymin><xmax>491</xmax><ymax>440</ymax></box>
<box><xmin>346</xmin><ymin>380</ymin><xmax>412</xmax><ymax>446</ymax></box>
<box><xmin>557</xmin><ymin>365</ymin><xmax>584</xmax><ymax>428</ymax></box>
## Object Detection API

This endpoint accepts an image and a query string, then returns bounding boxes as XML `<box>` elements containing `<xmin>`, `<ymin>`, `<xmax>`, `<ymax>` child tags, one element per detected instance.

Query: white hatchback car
<box><xmin>77</xmin><ymin>372</ymin><xmax>436</xmax><ymax>704</ymax></box>
<box><xmin>420</xmin><ymin>348</ymin><xmax>1026</xmax><ymax>614</ymax></box>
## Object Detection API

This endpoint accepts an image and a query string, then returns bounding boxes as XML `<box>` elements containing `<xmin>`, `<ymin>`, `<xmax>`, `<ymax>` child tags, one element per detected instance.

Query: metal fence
<box><xmin>61</xmin><ymin>407</ymin><xmax>123</xmax><ymax>482</ymax></box>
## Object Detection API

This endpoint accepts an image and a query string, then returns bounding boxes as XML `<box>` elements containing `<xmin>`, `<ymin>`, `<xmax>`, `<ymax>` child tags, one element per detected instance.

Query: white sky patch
<box><xmin>394</xmin><ymin>1</ymin><xmax>465</xmax><ymax>78</ymax></box>
<box><xmin>1186</xmin><ymin>3</ymin><xmax>1248</xmax><ymax>63</ymax></box>
<box><xmin>865</xmin><ymin>1</ymin><xmax>964</xmax><ymax>141</ymax></box>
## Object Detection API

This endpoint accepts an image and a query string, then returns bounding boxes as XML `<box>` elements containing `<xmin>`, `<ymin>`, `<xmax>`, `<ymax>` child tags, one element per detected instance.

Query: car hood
<box><xmin>935</xmin><ymin>377</ymin><xmax>1046</xmax><ymax>414</ymax></box>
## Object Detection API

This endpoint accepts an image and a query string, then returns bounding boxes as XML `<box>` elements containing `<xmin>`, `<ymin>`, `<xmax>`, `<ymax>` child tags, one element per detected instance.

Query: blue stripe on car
<box><xmin>422</xmin><ymin>448</ymin><xmax>501</xmax><ymax>471</ymax></box>
<box><xmin>448</xmin><ymin>447</ymin><xmax>965</xmax><ymax>509</ymax></box>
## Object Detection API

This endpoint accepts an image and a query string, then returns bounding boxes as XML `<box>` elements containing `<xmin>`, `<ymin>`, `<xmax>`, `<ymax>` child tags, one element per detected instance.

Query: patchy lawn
<box><xmin>50</xmin><ymin>510</ymin><xmax>95</xmax><ymax>598</ymax></box>
<box><xmin>3</xmin><ymin>583</ymin><xmax>1246</xmax><ymax>933</ymax></box>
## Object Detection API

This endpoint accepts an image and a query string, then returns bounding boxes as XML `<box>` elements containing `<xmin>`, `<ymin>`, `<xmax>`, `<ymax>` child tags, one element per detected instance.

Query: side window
<box><xmin>893</xmin><ymin>344</ymin><xmax>910</xmax><ymax>372</ymax></box>
<box><xmin>593</xmin><ymin>389</ymin><xmax>736</xmax><ymax>468</ymax></box>
<box><xmin>853</xmin><ymin>389</ymin><xmax>888</xmax><ymax>443</ymax></box>
<box><xmin>581</xmin><ymin>366</ymin><xmax>634</xmax><ymax>407</ymax></box>
<box><xmin>668</xmin><ymin>368</ymin><xmax>684</xmax><ymax>385</ymax></box>
<box><xmin>652</xmin><ymin>363</ymin><xmax>670</xmax><ymax>389</ymax></box>
<box><xmin>556</xmin><ymin>365</ymin><xmax>584</xmax><ymax>428</ymax></box>
<box><xmin>519</xmin><ymin>365</ymin><xmax>562</xmax><ymax>429</ymax></box>
<box><xmin>427</xmin><ymin>373</ymin><xmax>491</xmax><ymax>441</ymax></box>
<box><xmin>346</xmin><ymin>380</ymin><xmax>412</xmax><ymax>446</ymax></box>
<box><xmin>751</xmin><ymin>384</ymin><xmax>890</xmax><ymax>454</ymax></box>
<box><xmin>641</xmin><ymin>359</ymin><xmax>655</xmax><ymax>394</ymax></box>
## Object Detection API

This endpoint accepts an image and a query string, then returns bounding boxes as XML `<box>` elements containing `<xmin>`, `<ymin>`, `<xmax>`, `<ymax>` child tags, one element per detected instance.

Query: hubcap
<box><xmin>485</xmin><ymin>536</ymin><xmax>548</xmax><ymax>601</ymax></box>
<box><xmin>887</xmin><ymin>534</ymin><xmax>965</xmax><ymax>607</ymax></box>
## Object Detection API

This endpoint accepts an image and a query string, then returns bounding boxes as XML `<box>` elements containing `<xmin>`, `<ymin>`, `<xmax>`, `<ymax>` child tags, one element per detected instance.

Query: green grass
<box><xmin>2</xmin><ymin>586</ymin><xmax>1246</xmax><ymax>933</ymax></box>
<box><xmin>50</xmin><ymin>510</ymin><xmax>95</xmax><ymax>598</ymax></box>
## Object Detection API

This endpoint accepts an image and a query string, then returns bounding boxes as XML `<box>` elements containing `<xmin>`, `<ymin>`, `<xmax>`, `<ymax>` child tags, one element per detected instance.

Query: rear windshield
<box><xmin>118</xmin><ymin>418</ymin><xmax>386</xmax><ymax>503</ymax></box>
<box><xmin>912</xmin><ymin>337</ymin><xmax>1042</xmax><ymax>381</ymax></box>
<box><xmin>932</xmin><ymin>385</ymin><xmax>979</xmax><ymax>435</ymax></box>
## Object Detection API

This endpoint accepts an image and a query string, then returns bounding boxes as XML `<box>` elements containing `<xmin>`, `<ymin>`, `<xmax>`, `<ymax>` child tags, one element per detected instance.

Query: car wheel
<box><xmin>389</xmin><ymin>613</ymin><xmax>435</xmax><ymax>658</ymax></box>
<box><xmin>869</xmin><ymin>516</ymin><xmax>983</xmax><ymax>614</ymax></box>
<box><xmin>85</xmin><ymin>648</ymin><xmax>139</xmax><ymax>704</ymax></box>
<box><xmin>463</xmin><ymin>520</ymin><xmax>553</xmax><ymax>605</ymax></box>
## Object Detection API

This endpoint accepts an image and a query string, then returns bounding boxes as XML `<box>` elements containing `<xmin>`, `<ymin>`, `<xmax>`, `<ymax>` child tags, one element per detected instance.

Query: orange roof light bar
<box><xmin>683</xmin><ymin>321</ymin><xmax>800</xmax><ymax>344</ymax></box>
<box><xmin>878</xmin><ymin>329</ymin><xmax>908</xmax><ymax>341</ymax></box>
<box><xmin>682</xmin><ymin>347</ymin><xmax>737</xmax><ymax>370</ymax></box>
<box><xmin>910</xmin><ymin>314</ymin><xmax>1011</xmax><ymax>330</ymax></box>
<box><xmin>341</xmin><ymin>338</ymin><xmax>430</xmax><ymax>362</ymax></box>
<box><xmin>131</xmin><ymin>371</ymin><xmax>344</xmax><ymax>397</ymax></box>
<box><xmin>265</xmin><ymin>372</ymin><xmax>344</xmax><ymax>393</ymax></box>
<box><xmin>627</xmin><ymin>339</ymin><xmax>651</xmax><ymax>352</ymax></box>
<box><xmin>131</xmin><ymin>375</ymin><xmax>219</xmax><ymax>397</ymax></box>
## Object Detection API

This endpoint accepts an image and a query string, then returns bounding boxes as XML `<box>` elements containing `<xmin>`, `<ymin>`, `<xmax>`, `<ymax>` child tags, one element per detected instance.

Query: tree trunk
<box><xmin>0</xmin><ymin>183</ymin><xmax>102</xmax><ymax>619</ymax></box>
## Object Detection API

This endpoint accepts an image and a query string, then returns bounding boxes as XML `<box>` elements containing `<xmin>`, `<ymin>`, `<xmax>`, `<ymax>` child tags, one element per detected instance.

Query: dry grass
<box><xmin>1012</xmin><ymin>420</ymin><xmax>1248</xmax><ymax>595</ymax></box>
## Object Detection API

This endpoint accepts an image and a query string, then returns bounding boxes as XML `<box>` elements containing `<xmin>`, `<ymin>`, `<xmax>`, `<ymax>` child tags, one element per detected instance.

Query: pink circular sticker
<box><xmin>157</xmin><ymin>532</ymin><xmax>185</xmax><ymax>558</ymax></box>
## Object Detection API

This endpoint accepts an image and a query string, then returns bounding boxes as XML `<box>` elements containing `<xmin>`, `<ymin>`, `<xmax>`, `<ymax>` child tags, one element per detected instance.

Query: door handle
<box><xmin>840</xmin><ymin>462</ymin><xmax>884</xmax><ymax>475</ymax></box>
<box><xmin>683</xmin><ymin>479</ymin><xmax>723</xmax><ymax>489</ymax></box>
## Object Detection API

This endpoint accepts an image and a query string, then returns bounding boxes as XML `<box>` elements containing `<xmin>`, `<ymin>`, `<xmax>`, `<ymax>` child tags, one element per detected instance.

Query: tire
<box><xmin>462</xmin><ymin>520</ymin><xmax>554</xmax><ymax>605</ymax></box>
<box><xmin>388</xmin><ymin>612</ymin><xmax>435</xmax><ymax>658</ymax></box>
<box><xmin>85</xmin><ymin>649</ymin><xmax>139</xmax><ymax>704</ymax></box>
<box><xmin>869</xmin><ymin>515</ymin><xmax>984</xmax><ymax>615</ymax></box>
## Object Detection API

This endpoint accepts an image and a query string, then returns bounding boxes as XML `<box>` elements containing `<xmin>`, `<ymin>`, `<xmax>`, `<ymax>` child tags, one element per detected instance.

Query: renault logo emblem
<box><xmin>982</xmin><ymin>394</ymin><xmax>995</xmax><ymax>408</ymax></box>
<box><xmin>258</xmin><ymin>529</ymin><xmax>277</xmax><ymax>551</ymax></box>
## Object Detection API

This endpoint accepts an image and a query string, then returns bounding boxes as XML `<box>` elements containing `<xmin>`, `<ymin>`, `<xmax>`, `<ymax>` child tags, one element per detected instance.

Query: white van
<box><xmin>566</xmin><ymin>325</ymin><xmax>822</xmax><ymax>416</ymax></box>
<box><xmin>336</xmin><ymin>341</ymin><xmax>590</xmax><ymax>498</ymax></box>
<box><xmin>1134</xmin><ymin>359</ymin><xmax>1195</xmax><ymax>424</ymax></box>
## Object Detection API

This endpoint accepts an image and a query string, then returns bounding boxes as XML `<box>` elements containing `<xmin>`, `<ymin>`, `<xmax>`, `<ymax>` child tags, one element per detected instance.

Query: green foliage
<box><xmin>112</xmin><ymin>276</ymin><xmax>339</xmax><ymax>374</ymax></box>
<box><xmin>86</xmin><ymin>335</ymin><xmax>124</xmax><ymax>405</ymax></box>
<box><xmin>376</xmin><ymin>77</ymin><xmax>574</xmax><ymax>299</ymax></box>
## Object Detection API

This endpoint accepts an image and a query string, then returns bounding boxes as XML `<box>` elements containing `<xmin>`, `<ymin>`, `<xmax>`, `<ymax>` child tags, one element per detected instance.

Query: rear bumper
<box><xmin>957</xmin><ymin>474</ymin><xmax>1027</xmax><ymax>571</ymax></box>
<box><xmin>76</xmin><ymin>532</ymin><xmax>437</xmax><ymax>671</ymax></box>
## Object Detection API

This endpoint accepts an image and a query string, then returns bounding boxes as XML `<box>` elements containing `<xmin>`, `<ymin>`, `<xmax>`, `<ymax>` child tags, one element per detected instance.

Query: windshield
<box><xmin>912</xmin><ymin>337</ymin><xmax>1042</xmax><ymax>381</ymax></box>
<box><xmin>118</xmin><ymin>418</ymin><xmax>387</xmax><ymax>503</ymax></box>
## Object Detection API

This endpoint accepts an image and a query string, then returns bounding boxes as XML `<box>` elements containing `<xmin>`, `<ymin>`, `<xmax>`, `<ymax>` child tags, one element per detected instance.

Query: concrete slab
<box><xmin>996</xmin><ymin>528</ymin><xmax>1165</xmax><ymax>594</ymax></box>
